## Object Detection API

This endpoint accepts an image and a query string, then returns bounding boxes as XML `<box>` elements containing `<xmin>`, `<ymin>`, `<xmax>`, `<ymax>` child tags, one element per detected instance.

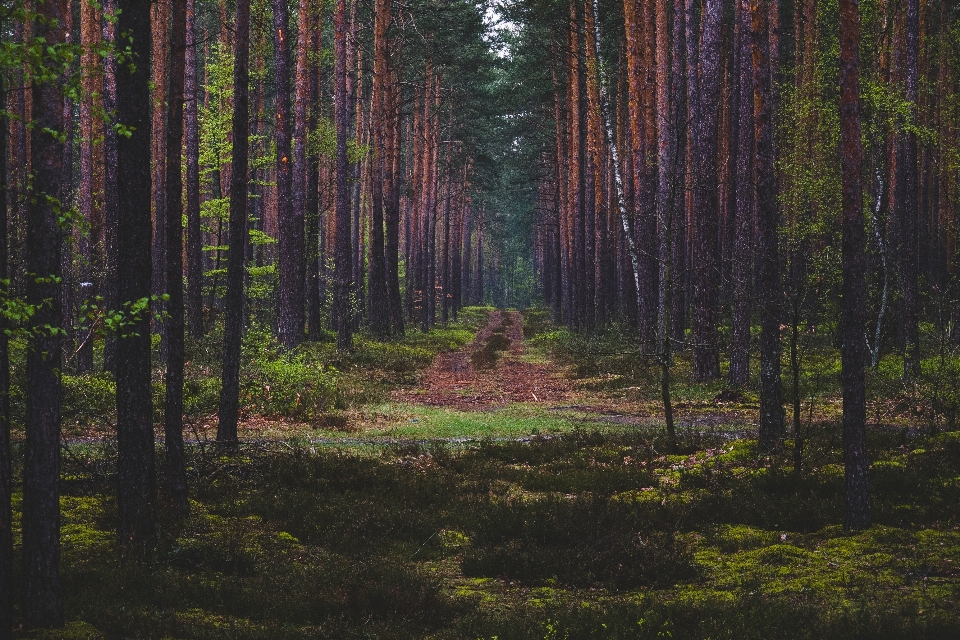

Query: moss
<box><xmin>25</xmin><ymin>621</ymin><xmax>102</xmax><ymax>640</ymax></box>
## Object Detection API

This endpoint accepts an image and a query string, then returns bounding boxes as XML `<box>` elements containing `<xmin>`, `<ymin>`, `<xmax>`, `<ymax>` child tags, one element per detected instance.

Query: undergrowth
<box><xmin>33</xmin><ymin>307</ymin><xmax>489</xmax><ymax>434</ymax></box>
<box><xmin>7</xmin><ymin>425</ymin><xmax>959</xmax><ymax>638</ymax></box>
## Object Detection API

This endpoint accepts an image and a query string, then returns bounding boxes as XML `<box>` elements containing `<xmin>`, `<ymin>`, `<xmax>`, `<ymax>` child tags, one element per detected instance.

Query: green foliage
<box><xmin>41</xmin><ymin>424</ymin><xmax>960</xmax><ymax>638</ymax></box>
<box><xmin>61</xmin><ymin>374</ymin><xmax>116</xmax><ymax>428</ymax></box>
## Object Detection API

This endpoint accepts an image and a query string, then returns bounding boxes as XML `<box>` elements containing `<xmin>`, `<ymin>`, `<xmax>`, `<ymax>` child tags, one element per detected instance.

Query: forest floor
<box><xmin>13</xmin><ymin>308</ymin><xmax>960</xmax><ymax>639</ymax></box>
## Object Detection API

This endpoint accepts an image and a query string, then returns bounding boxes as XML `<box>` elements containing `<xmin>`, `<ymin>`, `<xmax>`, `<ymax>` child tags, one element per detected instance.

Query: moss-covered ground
<box><xmin>7</xmin><ymin>307</ymin><xmax>960</xmax><ymax>638</ymax></box>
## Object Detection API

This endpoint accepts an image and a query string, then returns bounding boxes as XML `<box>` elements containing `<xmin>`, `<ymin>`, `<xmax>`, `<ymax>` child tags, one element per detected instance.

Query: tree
<box><xmin>367</xmin><ymin>0</ymin><xmax>390</xmax><ymax>337</ymax></box>
<box><xmin>102</xmin><ymin>0</ymin><xmax>120</xmax><ymax>374</ymax></box>
<box><xmin>23</xmin><ymin>0</ymin><xmax>68</xmax><ymax>625</ymax></box>
<box><xmin>116</xmin><ymin>0</ymin><xmax>157</xmax><ymax>554</ymax></box>
<box><xmin>165</xmin><ymin>0</ymin><xmax>189</xmax><ymax>516</ymax></box>
<box><xmin>690</xmin><ymin>0</ymin><xmax>722</xmax><ymax>381</ymax></box>
<box><xmin>839</xmin><ymin>0</ymin><xmax>869</xmax><ymax>531</ymax></box>
<box><xmin>729</xmin><ymin>0</ymin><xmax>754</xmax><ymax>389</ymax></box>
<box><xmin>752</xmin><ymin>0</ymin><xmax>784</xmax><ymax>451</ymax></box>
<box><xmin>185</xmin><ymin>0</ymin><xmax>204</xmax><ymax>337</ymax></box>
<box><xmin>293</xmin><ymin>0</ymin><xmax>313</xmax><ymax>335</ymax></box>
<box><xmin>334</xmin><ymin>0</ymin><xmax>353</xmax><ymax>350</ymax></box>
<box><xmin>0</xmin><ymin>56</ymin><xmax>12</xmax><ymax>640</ymax></box>
<box><xmin>152</xmin><ymin>0</ymin><xmax>170</xmax><ymax>337</ymax></box>
<box><xmin>275</xmin><ymin>0</ymin><xmax>304</xmax><ymax>349</ymax></box>
<box><xmin>218</xmin><ymin>0</ymin><xmax>251</xmax><ymax>443</ymax></box>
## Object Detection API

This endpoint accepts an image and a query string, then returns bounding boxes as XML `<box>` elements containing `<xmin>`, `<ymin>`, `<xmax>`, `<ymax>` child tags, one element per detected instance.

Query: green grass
<box><xmin>8</xmin><ymin>425</ymin><xmax>958</xmax><ymax>639</ymax></box>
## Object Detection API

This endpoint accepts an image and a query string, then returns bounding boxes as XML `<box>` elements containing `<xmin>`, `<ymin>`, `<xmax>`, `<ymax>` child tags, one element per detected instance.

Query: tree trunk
<box><xmin>899</xmin><ymin>0</ymin><xmax>920</xmax><ymax>378</ymax></box>
<box><xmin>116</xmin><ymin>0</ymin><xmax>157</xmax><ymax>555</ymax></box>
<box><xmin>385</xmin><ymin>66</ymin><xmax>405</xmax><ymax>334</ymax></box>
<box><xmin>275</xmin><ymin>0</ymin><xmax>304</xmax><ymax>349</ymax></box>
<box><xmin>164</xmin><ymin>0</ymin><xmax>189</xmax><ymax>517</ymax></box>
<box><xmin>752</xmin><ymin>0</ymin><xmax>785</xmax><ymax>451</ymax></box>
<box><xmin>690</xmin><ymin>0</ymin><xmax>722</xmax><ymax>381</ymax></box>
<box><xmin>334</xmin><ymin>0</ymin><xmax>353</xmax><ymax>350</ymax></box>
<box><xmin>77</xmin><ymin>0</ymin><xmax>102</xmax><ymax>374</ymax></box>
<box><xmin>0</xmin><ymin>71</ymin><xmax>12</xmax><ymax>640</ymax></box>
<box><xmin>218</xmin><ymin>0</ymin><xmax>251</xmax><ymax>443</ymax></box>
<box><xmin>23</xmin><ymin>0</ymin><xmax>67</xmax><ymax>624</ymax></box>
<box><xmin>152</xmin><ymin>0</ymin><xmax>169</xmax><ymax>359</ymax></box>
<box><xmin>306</xmin><ymin>5</ymin><xmax>323</xmax><ymax>340</ymax></box>
<box><xmin>729</xmin><ymin>0</ymin><xmax>754</xmax><ymax>388</ymax></box>
<box><xmin>839</xmin><ymin>0</ymin><xmax>870</xmax><ymax>531</ymax></box>
<box><xmin>101</xmin><ymin>0</ymin><xmax>120</xmax><ymax>373</ymax></box>
<box><xmin>367</xmin><ymin>0</ymin><xmax>390</xmax><ymax>336</ymax></box>
<box><xmin>655</xmin><ymin>0</ymin><xmax>674</xmax><ymax>351</ymax></box>
<box><xmin>185</xmin><ymin>0</ymin><xmax>203</xmax><ymax>337</ymax></box>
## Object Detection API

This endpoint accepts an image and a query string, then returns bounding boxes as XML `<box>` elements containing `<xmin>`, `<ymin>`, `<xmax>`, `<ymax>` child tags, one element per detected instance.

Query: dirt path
<box><xmin>392</xmin><ymin>310</ymin><xmax>574</xmax><ymax>410</ymax></box>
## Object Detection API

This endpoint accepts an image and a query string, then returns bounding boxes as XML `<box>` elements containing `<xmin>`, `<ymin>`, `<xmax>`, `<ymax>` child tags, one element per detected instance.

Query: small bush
<box><xmin>242</xmin><ymin>354</ymin><xmax>341</xmax><ymax>418</ymax></box>
<box><xmin>62</xmin><ymin>374</ymin><xmax>117</xmax><ymax>427</ymax></box>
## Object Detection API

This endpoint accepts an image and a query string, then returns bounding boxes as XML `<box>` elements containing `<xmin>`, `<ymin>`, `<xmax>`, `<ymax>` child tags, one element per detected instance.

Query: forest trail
<box><xmin>391</xmin><ymin>310</ymin><xmax>574</xmax><ymax>410</ymax></box>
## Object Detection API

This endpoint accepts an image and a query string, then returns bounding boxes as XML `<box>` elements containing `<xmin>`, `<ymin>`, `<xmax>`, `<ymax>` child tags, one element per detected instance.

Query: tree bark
<box><xmin>185</xmin><ymin>0</ymin><xmax>204</xmax><ymax>337</ymax></box>
<box><xmin>839</xmin><ymin>0</ymin><xmax>869</xmax><ymax>531</ymax></box>
<box><xmin>23</xmin><ymin>0</ymin><xmax>67</xmax><ymax>624</ymax></box>
<box><xmin>0</xmin><ymin>70</ymin><xmax>12</xmax><ymax>640</ymax></box>
<box><xmin>116</xmin><ymin>0</ymin><xmax>157</xmax><ymax>555</ymax></box>
<box><xmin>152</xmin><ymin>0</ymin><xmax>170</xmax><ymax>357</ymax></box>
<box><xmin>218</xmin><ymin>0</ymin><xmax>251</xmax><ymax>443</ymax></box>
<box><xmin>334</xmin><ymin>0</ymin><xmax>353</xmax><ymax>349</ymax></box>
<box><xmin>102</xmin><ymin>0</ymin><xmax>120</xmax><ymax>373</ymax></box>
<box><xmin>729</xmin><ymin>0</ymin><xmax>754</xmax><ymax>388</ymax></box>
<box><xmin>367</xmin><ymin>0</ymin><xmax>390</xmax><ymax>336</ymax></box>
<box><xmin>275</xmin><ymin>0</ymin><xmax>304</xmax><ymax>349</ymax></box>
<box><xmin>306</xmin><ymin>5</ymin><xmax>323</xmax><ymax>340</ymax></box>
<box><xmin>752</xmin><ymin>0</ymin><xmax>785</xmax><ymax>451</ymax></box>
<box><xmin>165</xmin><ymin>0</ymin><xmax>189</xmax><ymax>516</ymax></box>
<box><xmin>385</xmin><ymin>65</ymin><xmax>405</xmax><ymax>334</ymax></box>
<box><xmin>690</xmin><ymin>0</ymin><xmax>722</xmax><ymax>381</ymax></box>
<box><xmin>899</xmin><ymin>0</ymin><xmax>920</xmax><ymax>378</ymax></box>
<box><xmin>78</xmin><ymin>0</ymin><xmax>102</xmax><ymax>374</ymax></box>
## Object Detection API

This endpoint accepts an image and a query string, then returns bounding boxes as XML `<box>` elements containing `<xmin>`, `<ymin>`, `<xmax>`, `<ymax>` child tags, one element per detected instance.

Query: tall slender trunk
<box><xmin>385</xmin><ymin>65</ymin><xmax>405</xmax><ymax>334</ymax></box>
<box><xmin>23</xmin><ymin>2</ymin><xmax>67</xmax><ymax>624</ymax></box>
<box><xmin>275</xmin><ymin>0</ymin><xmax>304</xmax><ymax>348</ymax></box>
<box><xmin>334</xmin><ymin>0</ymin><xmax>353</xmax><ymax>349</ymax></box>
<box><xmin>102</xmin><ymin>0</ymin><xmax>120</xmax><ymax>373</ymax></box>
<box><xmin>116</xmin><ymin>0</ymin><xmax>156</xmax><ymax>556</ymax></box>
<box><xmin>185</xmin><ymin>0</ymin><xmax>203</xmax><ymax>337</ymax></box>
<box><xmin>165</xmin><ymin>0</ymin><xmax>189</xmax><ymax>516</ymax></box>
<box><xmin>0</xmin><ymin>69</ymin><xmax>12</xmax><ymax>640</ymax></box>
<box><xmin>729</xmin><ymin>0</ymin><xmax>755</xmax><ymax>388</ymax></box>
<box><xmin>306</xmin><ymin>6</ymin><xmax>323</xmax><ymax>340</ymax></box>
<box><xmin>218</xmin><ymin>0</ymin><xmax>251</xmax><ymax>443</ymax></box>
<box><xmin>690</xmin><ymin>0</ymin><xmax>722</xmax><ymax>381</ymax></box>
<box><xmin>568</xmin><ymin>3</ymin><xmax>585</xmax><ymax>329</ymax></box>
<box><xmin>293</xmin><ymin>0</ymin><xmax>313</xmax><ymax>338</ymax></box>
<box><xmin>900</xmin><ymin>0</ymin><xmax>920</xmax><ymax>378</ymax></box>
<box><xmin>152</xmin><ymin>0</ymin><xmax>170</xmax><ymax>358</ymax></box>
<box><xmin>367</xmin><ymin>0</ymin><xmax>390</xmax><ymax>336</ymax></box>
<box><xmin>752</xmin><ymin>0</ymin><xmax>785</xmax><ymax>450</ymax></box>
<box><xmin>839</xmin><ymin>0</ymin><xmax>869</xmax><ymax>531</ymax></box>
<box><xmin>655</xmin><ymin>0</ymin><xmax>674</xmax><ymax>351</ymax></box>
<box><xmin>78</xmin><ymin>0</ymin><xmax>102</xmax><ymax>374</ymax></box>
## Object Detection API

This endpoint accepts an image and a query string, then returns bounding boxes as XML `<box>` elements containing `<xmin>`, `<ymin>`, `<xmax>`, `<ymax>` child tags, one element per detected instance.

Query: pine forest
<box><xmin>0</xmin><ymin>0</ymin><xmax>958</xmax><ymax>637</ymax></box>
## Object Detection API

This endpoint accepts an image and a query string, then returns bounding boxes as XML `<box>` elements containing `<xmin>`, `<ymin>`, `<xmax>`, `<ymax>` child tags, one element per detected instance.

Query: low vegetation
<box><xmin>8</xmin><ymin>308</ymin><xmax>960</xmax><ymax>638</ymax></box>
